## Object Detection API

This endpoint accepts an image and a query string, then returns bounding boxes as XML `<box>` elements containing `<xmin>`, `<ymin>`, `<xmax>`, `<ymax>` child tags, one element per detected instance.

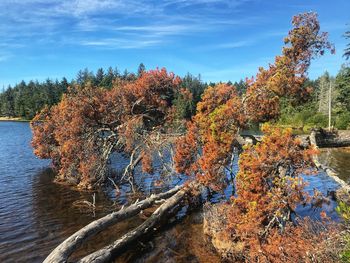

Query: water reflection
<box><xmin>319</xmin><ymin>148</ymin><xmax>350</xmax><ymax>183</ymax></box>
<box><xmin>0</xmin><ymin>121</ymin><xmax>348</xmax><ymax>263</ymax></box>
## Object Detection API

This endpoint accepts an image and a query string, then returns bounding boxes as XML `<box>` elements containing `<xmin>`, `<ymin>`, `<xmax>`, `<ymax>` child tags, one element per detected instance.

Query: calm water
<box><xmin>319</xmin><ymin>148</ymin><xmax>350</xmax><ymax>183</ymax></box>
<box><xmin>0</xmin><ymin>121</ymin><xmax>347</xmax><ymax>262</ymax></box>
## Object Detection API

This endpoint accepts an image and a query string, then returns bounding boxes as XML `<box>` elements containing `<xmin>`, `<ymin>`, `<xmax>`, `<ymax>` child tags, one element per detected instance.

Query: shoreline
<box><xmin>0</xmin><ymin>117</ymin><xmax>30</xmax><ymax>122</ymax></box>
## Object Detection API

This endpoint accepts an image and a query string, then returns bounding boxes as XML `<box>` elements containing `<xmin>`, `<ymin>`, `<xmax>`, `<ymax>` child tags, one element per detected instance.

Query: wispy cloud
<box><xmin>0</xmin><ymin>0</ymin><xmax>255</xmax><ymax>51</ymax></box>
<box><xmin>216</xmin><ymin>40</ymin><xmax>255</xmax><ymax>49</ymax></box>
<box><xmin>202</xmin><ymin>30</ymin><xmax>285</xmax><ymax>50</ymax></box>
<box><xmin>80</xmin><ymin>38</ymin><xmax>162</xmax><ymax>49</ymax></box>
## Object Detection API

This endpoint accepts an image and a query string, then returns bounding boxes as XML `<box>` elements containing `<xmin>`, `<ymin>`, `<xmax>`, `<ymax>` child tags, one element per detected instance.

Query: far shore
<box><xmin>0</xmin><ymin>117</ymin><xmax>30</xmax><ymax>122</ymax></box>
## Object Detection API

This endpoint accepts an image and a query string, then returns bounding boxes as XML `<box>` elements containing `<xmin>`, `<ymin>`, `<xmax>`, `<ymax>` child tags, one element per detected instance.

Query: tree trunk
<box><xmin>77</xmin><ymin>188</ymin><xmax>187</xmax><ymax>263</ymax></box>
<box><xmin>44</xmin><ymin>185</ymin><xmax>182</xmax><ymax>263</ymax></box>
<box><xmin>311</xmin><ymin>129</ymin><xmax>350</xmax><ymax>148</ymax></box>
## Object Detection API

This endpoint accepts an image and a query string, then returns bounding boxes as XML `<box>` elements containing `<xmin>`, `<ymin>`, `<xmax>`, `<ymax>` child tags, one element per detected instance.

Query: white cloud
<box><xmin>80</xmin><ymin>38</ymin><xmax>162</xmax><ymax>49</ymax></box>
<box><xmin>0</xmin><ymin>0</ymin><xmax>256</xmax><ymax>50</ymax></box>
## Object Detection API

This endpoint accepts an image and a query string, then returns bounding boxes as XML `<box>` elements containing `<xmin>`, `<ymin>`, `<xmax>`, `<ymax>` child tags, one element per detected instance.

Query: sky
<box><xmin>0</xmin><ymin>0</ymin><xmax>349</xmax><ymax>88</ymax></box>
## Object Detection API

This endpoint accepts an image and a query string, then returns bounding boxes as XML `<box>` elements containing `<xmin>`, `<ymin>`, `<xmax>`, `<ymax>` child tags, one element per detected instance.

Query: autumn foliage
<box><xmin>31</xmin><ymin>12</ymin><xmax>338</xmax><ymax>262</ymax></box>
<box><xmin>173</xmin><ymin>12</ymin><xmax>335</xmax><ymax>261</ymax></box>
<box><xmin>31</xmin><ymin>68</ymin><xmax>182</xmax><ymax>189</ymax></box>
<box><xmin>245</xmin><ymin>12</ymin><xmax>334</xmax><ymax>122</ymax></box>
<box><xmin>174</xmin><ymin>12</ymin><xmax>334</xmax><ymax>190</ymax></box>
<box><xmin>224</xmin><ymin>125</ymin><xmax>320</xmax><ymax>261</ymax></box>
<box><xmin>174</xmin><ymin>83</ymin><xmax>245</xmax><ymax>189</ymax></box>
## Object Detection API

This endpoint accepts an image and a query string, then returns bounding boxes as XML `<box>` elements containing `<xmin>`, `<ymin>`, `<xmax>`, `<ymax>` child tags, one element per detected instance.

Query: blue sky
<box><xmin>0</xmin><ymin>0</ymin><xmax>349</xmax><ymax>88</ymax></box>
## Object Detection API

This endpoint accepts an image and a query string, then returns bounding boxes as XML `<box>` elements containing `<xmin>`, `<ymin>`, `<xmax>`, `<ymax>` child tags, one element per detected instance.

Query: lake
<box><xmin>0</xmin><ymin>121</ymin><xmax>347</xmax><ymax>262</ymax></box>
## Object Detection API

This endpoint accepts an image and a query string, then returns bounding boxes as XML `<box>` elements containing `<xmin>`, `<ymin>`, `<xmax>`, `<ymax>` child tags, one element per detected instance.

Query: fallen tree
<box><xmin>311</xmin><ymin>128</ymin><xmax>350</xmax><ymax>148</ymax></box>
<box><xmin>77</xmin><ymin>186</ymin><xmax>188</xmax><ymax>263</ymax></box>
<box><xmin>31</xmin><ymin>69</ymin><xmax>185</xmax><ymax>190</ymax></box>
<box><xmin>39</xmin><ymin>12</ymin><xmax>342</xmax><ymax>263</ymax></box>
<box><xmin>44</xmin><ymin>185</ymin><xmax>183</xmax><ymax>263</ymax></box>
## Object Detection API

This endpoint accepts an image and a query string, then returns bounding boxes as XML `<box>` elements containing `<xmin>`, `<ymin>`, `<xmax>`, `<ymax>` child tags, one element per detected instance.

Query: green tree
<box><xmin>0</xmin><ymin>86</ymin><xmax>15</xmax><ymax>117</ymax></box>
<box><xmin>233</xmin><ymin>79</ymin><xmax>248</xmax><ymax>95</ymax></box>
<box><xmin>181</xmin><ymin>73</ymin><xmax>206</xmax><ymax>108</ymax></box>
<box><xmin>344</xmin><ymin>28</ymin><xmax>350</xmax><ymax>60</ymax></box>
<box><xmin>100</xmin><ymin>67</ymin><xmax>114</xmax><ymax>88</ymax></box>
<box><xmin>335</xmin><ymin>65</ymin><xmax>350</xmax><ymax>112</ymax></box>
<box><xmin>95</xmin><ymin>68</ymin><xmax>105</xmax><ymax>86</ymax></box>
<box><xmin>76</xmin><ymin>68</ymin><xmax>94</xmax><ymax>86</ymax></box>
<box><xmin>137</xmin><ymin>63</ymin><xmax>146</xmax><ymax>77</ymax></box>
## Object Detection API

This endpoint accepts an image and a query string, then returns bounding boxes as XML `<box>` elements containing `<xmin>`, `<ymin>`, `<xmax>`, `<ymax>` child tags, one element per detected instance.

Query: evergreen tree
<box><xmin>335</xmin><ymin>65</ymin><xmax>350</xmax><ymax>112</ymax></box>
<box><xmin>100</xmin><ymin>67</ymin><xmax>114</xmax><ymax>88</ymax></box>
<box><xmin>181</xmin><ymin>73</ymin><xmax>206</xmax><ymax>107</ymax></box>
<box><xmin>137</xmin><ymin>63</ymin><xmax>146</xmax><ymax>77</ymax></box>
<box><xmin>233</xmin><ymin>79</ymin><xmax>248</xmax><ymax>95</ymax></box>
<box><xmin>95</xmin><ymin>68</ymin><xmax>105</xmax><ymax>86</ymax></box>
<box><xmin>344</xmin><ymin>28</ymin><xmax>350</xmax><ymax>60</ymax></box>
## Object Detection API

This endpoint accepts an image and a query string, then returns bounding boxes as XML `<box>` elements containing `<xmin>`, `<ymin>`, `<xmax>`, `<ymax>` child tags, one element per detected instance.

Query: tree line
<box><xmin>0</xmin><ymin>64</ymin><xmax>220</xmax><ymax>120</ymax></box>
<box><xmin>1</xmin><ymin>64</ymin><xmax>349</xmax><ymax>131</ymax></box>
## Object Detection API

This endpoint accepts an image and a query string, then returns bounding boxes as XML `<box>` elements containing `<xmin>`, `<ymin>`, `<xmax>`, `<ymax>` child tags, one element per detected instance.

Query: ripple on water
<box><xmin>0</xmin><ymin>121</ymin><xmax>347</xmax><ymax>263</ymax></box>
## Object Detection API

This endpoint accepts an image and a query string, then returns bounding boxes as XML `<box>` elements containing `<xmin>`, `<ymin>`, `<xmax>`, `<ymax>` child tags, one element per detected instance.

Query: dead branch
<box><xmin>43</xmin><ymin>185</ymin><xmax>183</xmax><ymax>263</ymax></box>
<box><xmin>77</xmin><ymin>187</ymin><xmax>187</xmax><ymax>263</ymax></box>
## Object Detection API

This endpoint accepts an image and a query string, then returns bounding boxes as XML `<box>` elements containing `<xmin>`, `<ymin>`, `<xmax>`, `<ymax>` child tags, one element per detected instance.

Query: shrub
<box><xmin>335</xmin><ymin>112</ymin><xmax>350</xmax><ymax>130</ymax></box>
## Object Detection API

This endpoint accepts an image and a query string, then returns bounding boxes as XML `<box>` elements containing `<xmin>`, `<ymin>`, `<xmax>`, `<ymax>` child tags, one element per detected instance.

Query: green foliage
<box><xmin>278</xmin><ymin>93</ymin><xmax>328</xmax><ymax>130</ymax></box>
<box><xmin>308</xmin><ymin>112</ymin><xmax>329</xmax><ymax>127</ymax></box>
<box><xmin>336</xmin><ymin>201</ymin><xmax>350</xmax><ymax>223</ymax></box>
<box><xmin>344</xmin><ymin>29</ymin><xmax>350</xmax><ymax>60</ymax></box>
<box><xmin>335</xmin><ymin>112</ymin><xmax>350</xmax><ymax>130</ymax></box>
<box><xmin>137</xmin><ymin>63</ymin><xmax>146</xmax><ymax>77</ymax></box>
<box><xmin>278</xmin><ymin>68</ymin><xmax>350</xmax><ymax>131</ymax></box>
<box><xmin>0</xmin><ymin>79</ymin><xmax>68</xmax><ymax>119</ymax></box>
<box><xmin>335</xmin><ymin>65</ymin><xmax>350</xmax><ymax>112</ymax></box>
<box><xmin>172</xmin><ymin>89</ymin><xmax>194</xmax><ymax>120</ymax></box>
<box><xmin>233</xmin><ymin>79</ymin><xmax>248</xmax><ymax>95</ymax></box>
<box><xmin>0</xmin><ymin>65</ymin><xmax>145</xmax><ymax>119</ymax></box>
<box><xmin>179</xmin><ymin>73</ymin><xmax>207</xmax><ymax>117</ymax></box>
<box><xmin>336</xmin><ymin>202</ymin><xmax>350</xmax><ymax>262</ymax></box>
<box><xmin>340</xmin><ymin>238</ymin><xmax>350</xmax><ymax>263</ymax></box>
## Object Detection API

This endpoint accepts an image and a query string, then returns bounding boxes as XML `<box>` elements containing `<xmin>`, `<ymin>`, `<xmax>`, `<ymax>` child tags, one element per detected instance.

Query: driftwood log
<box><xmin>77</xmin><ymin>187</ymin><xmax>187</xmax><ymax>263</ymax></box>
<box><xmin>241</xmin><ymin>129</ymin><xmax>350</xmax><ymax>149</ymax></box>
<box><xmin>44</xmin><ymin>185</ymin><xmax>183</xmax><ymax>263</ymax></box>
<box><xmin>310</xmin><ymin>129</ymin><xmax>350</xmax><ymax>148</ymax></box>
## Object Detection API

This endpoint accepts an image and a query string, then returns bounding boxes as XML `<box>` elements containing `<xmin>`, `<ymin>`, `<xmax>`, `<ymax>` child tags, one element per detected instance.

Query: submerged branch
<box><xmin>43</xmin><ymin>185</ymin><xmax>183</xmax><ymax>263</ymax></box>
<box><xmin>77</xmin><ymin>187</ymin><xmax>187</xmax><ymax>263</ymax></box>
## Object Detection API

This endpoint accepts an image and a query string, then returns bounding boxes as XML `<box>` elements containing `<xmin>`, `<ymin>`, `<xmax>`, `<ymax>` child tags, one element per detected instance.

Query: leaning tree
<box><xmin>31</xmin><ymin>68</ymin><xmax>186</xmax><ymax>189</ymax></box>
<box><xmin>34</xmin><ymin>12</ymin><xmax>338</xmax><ymax>263</ymax></box>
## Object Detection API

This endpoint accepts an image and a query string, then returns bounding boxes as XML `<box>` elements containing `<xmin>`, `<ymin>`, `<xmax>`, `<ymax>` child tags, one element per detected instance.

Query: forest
<box><xmin>1</xmin><ymin>60</ymin><xmax>350</xmax><ymax>131</ymax></box>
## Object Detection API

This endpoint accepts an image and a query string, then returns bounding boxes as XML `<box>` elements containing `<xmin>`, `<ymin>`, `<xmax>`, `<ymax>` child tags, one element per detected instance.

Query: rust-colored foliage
<box><xmin>223</xmin><ymin>125</ymin><xmax>320</xmax><ymax>261</ymax></box>
<box><xmin>141</xmin><ymin>150</ymin><xmax>153</xmax><ymax>174</ymax></box>
<box><xmin>173</xmin><ymin>12</ymin><xmax>335</xmax><ymax>261</ymax></box>
<box><xmin>173</xmin><ymin>121</ymin><xmax>199</xmax><ymax>176</ymax></box>
<box><xmin>31</xmin><ymin>105</ymin><xmax>59</xmax><ymax>166</ymax></box>
<box><xmin>174</xmin><ymin>83</ymin><xmax>245</xmax><ymax>189</ymax></box>
<box><xmin>31</xmin><ymin>68</ymin><xmax>181</xmax><ymax>189</ymax></box>
<box><xmin>174</xmin><ymin>12</ymin><xmax>333</xmax><ymax>190</ymax></box>
<box><xmin>245</xmin><ymin>12</ymin><xmax>334</xmax><ymax>122</ymax></box>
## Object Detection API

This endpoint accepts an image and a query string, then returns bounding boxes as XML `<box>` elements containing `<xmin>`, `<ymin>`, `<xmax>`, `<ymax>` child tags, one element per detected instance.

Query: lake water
<box><xmin>0</xmin><ymin>121</ymin><xmax>347</xmax><ymax>262</ymax></box>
